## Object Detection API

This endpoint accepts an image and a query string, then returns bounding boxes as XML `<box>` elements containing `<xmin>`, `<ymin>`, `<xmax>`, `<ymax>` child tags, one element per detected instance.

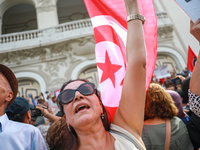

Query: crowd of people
<box><xmin>0</xmin><ymin>0</ymin><xmax>200</xmax><ymax>149</ymax></box>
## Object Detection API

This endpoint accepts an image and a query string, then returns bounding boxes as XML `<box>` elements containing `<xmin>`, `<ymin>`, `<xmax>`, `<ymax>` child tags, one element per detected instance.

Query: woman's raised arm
<box><xmin>113</xmin><ymin>0</ymin><xmax>146</xmax><ymax>138</ymax></box>
<box><xmin>190</xmin><ymin>18</ymin><xmax>200</xmax><ymax>95</ymax></box>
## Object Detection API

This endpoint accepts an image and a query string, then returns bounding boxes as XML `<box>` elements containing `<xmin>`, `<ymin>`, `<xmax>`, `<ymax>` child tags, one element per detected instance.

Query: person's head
<box><xmin>52</xmin><ymin>96</ymin><xmax>56</xmax><ymax>103</ymax></box>
<box><xmin>57</xmin><ymin>79</ymin><xmax>110</xmax><ymax>150</ymax></box>
<box><xmin>166</xmin><ymin>90</ymin><xmax>187</xmax><ymax>119</ymax></box>
<box><xmin>5</xmin><ymin>97</ymin><xmax>31</xmax><ymax>124</ymax></box>
<box><xmin>145</xmin><ymin>83</ymin><xmax>178</xmax><ymax>120</ymax></box>
<box><xmin>38</xmin><ymin>98</ymin><xmax>45</xmax><ymax>105</ymax></box>
<box><xmin>0</xmin><ymin>64</ymin><xmax>18</xmax><ymax>111</ymax></box>
<box><xmin>46</xmin><ymin>118</ymin><xmax>68</xmax><ymax>150</ymax></box>
<box><xmin>181</xmin><ymin>76</ymin><xmax>191</xmax><ymax>104</ymax></box>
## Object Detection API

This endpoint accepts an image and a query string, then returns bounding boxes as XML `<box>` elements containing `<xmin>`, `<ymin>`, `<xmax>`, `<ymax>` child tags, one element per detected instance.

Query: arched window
<box><xmin>2</xmin><ymin>4</ymin><xmax>37</xmax><ymax>34</ymax></box>
<box><xmin>57</xmin><ymin>0</ymin><xmax>89</xmax><ymax>24</ymax></box>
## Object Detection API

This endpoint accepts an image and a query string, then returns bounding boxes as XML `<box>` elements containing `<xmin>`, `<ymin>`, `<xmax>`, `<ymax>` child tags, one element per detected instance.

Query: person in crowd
<box><xmin>36</xmin><ymin>105</ymin><xmax>61</xmax><ymax>123</ymax></box>
<box><xmin>48</xmin><ymin>95</ymin><xmax>59</xmax><ymax>115</ymax></box>
<box><xmin>187</xmin><ymin>18</ymin><xmax>200</xmax><ymax>150</ymax></box>
<box><xmin>0</xmin><ymin>64</ymin><xmax>47</xmax><ymax>150</ymax></box>
<box><xmin>5</xmin><ymin>97</ymin><xmax>32</xmax><ymax>123</ymax></box>
<box><xmin>28</xmin><ymin>93</ymin><xmax>37</xmax><ymax>105</ymax></box>
<box><xmin>46</xmin><ymin>118</ymin><xmax>68</xmax><ymax>150</ymax></box>
<box><xmin>167</xmin><ymin>90</ymin><xmax>190</xmax><ymax>125</ymax></box>
<box><xmin>52</xmin><ymin>0</ymin><xmax>147</xmax><ymax>149</ymax></box>
<box><xmin>5</xmin><ymin>96</ymin><xmax>51</xmax><ymax>149</ymax></box>
<box><xmin>182</xmin><ymin>76</ymin><xmax>191</xmax><ymax>107</ymax></box>
<box><xmin>142</xmin><ymin>83</ymin><xmax>193</xmax><ymax>150</ymax></box>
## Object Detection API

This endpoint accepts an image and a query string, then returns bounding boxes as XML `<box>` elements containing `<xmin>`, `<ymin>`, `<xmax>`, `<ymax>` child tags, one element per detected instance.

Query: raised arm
<box><xmin>190</xmin><ymin>18</ymin><xmax>200</xmax><ymax>95</ymax></box>
<box><xmin>113</xmin><ymin>0</ymin><xmax>146</xmax><ymax>138</ymax></box>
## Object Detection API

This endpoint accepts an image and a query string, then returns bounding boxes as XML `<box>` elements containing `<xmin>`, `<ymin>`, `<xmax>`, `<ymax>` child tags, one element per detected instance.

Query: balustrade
<box><xmin>0</xmin><ymin>19</ymin><xmax>92</xmax><ymax>44</ymax></box>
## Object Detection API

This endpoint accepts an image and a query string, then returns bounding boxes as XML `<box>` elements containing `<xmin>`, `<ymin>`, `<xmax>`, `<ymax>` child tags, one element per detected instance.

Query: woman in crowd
<box><xmin>187</xmin><ymin>18</ymin><xmax>200</xmax><ymax>150</ymax></box>
<box><xmin>46</xmin><ymin>118</ymin><xmax>68</xmax><ymax>150</ymax></box>
<box><xmin>55</xmin><ymin>0</ymin><xmax>146</xmax><ymax>149</ymax></box>
<box><xmin>167</xmin><ymin>90</ymin><xmax>190</xmax><ymax>125</ymax></box>
<box><xmin>142</xmin><ymin>83</ymin><xmax>193</xmax><ymax>150</ymax></box>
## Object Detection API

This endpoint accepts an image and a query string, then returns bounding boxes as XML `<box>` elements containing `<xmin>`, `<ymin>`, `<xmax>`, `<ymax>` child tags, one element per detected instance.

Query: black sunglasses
<box><xmin>58</xmin><ymin>82</ymin><xmax>96</xmax><ymax>104</ymax></box>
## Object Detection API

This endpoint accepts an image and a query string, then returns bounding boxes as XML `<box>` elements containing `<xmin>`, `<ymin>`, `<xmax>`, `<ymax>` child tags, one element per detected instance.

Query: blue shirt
<box><xmin>0</xmin><ymin>114</ymin><xmax>47</xmax><ymax>150</ymax></box>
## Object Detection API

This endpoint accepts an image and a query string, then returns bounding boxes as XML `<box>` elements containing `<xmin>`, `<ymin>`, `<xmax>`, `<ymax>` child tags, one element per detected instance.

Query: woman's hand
<box><xmin>176</xmin><ymin>75</ymin><xmax>185</xmax><ymax>83</ymax></box>
<box><xmin>36</xmin><ymin>105</ymin><xmax>49</xmax><ymax>117</ymax></box>
<box><xmin>190</xmin><ymin>18</ymin><xmax>200</xmax><ymax>42</ymax></box>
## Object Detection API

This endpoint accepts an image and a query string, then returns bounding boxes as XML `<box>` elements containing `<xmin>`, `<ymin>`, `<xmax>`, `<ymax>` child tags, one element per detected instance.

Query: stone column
<box><xmin>35</xmin><ymin>0</ymin><xmax>59</xmax><ymax>29</ymax></box>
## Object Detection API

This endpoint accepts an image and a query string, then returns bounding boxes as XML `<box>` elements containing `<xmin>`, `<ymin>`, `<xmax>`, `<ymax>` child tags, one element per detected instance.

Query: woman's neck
<box><xmin>144</xmin><ymin>117</ymin><xmax>166</xmax><ymax>125</ymax></box>
<box><xmin>76</xmin><ymin>123</ymin><xmax>115</xmax><ymax>150</ymax></box>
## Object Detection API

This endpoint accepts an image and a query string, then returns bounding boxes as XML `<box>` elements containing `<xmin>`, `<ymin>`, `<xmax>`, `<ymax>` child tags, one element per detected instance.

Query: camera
<box><xmin>170</xmin><ymin>78</ymin><xmax>182</xmax><ymax>85</ymax></box>
<box><xmin>164</xmin><ymin>78</ymin><xmax>182</xmax><ymax>88</ymax></box>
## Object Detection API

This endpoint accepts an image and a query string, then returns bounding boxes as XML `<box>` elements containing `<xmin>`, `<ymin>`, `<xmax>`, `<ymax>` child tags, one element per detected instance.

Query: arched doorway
<box><xmin>17</xmin><ymin>79</ymin><xmax>41</xmax><ymax>98</ymax></box>
<box><xmin>15</xmin><ymin>72</ymin><xmax>47</xmax><ymax>97</ymax></box>
<box><xmin>157</xmin><ymin>47</ymin><xmax>186</xmax><ymax>74</ymax></box>
<box><xmin>2</xmin><ymin>3</ymin><xmax>37</xmax><ymax>34</ymax></box>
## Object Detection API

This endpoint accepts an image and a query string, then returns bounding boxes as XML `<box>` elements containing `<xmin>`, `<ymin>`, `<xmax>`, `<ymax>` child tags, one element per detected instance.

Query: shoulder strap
<box><xmin>165</xmin><ymin>119</ymin><xmax>171</xmax><ymax>150</ymax></box>
<box><xmin>110</xmin><ymin>129</ymin><xmax>144</xmax><ymax>150</ymax></box>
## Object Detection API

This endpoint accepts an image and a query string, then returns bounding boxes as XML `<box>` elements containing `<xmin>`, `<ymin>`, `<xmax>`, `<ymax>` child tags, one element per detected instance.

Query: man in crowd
<box><xmin>5</xmin><ymin>97</ymin><xmax>32</xmax><ymax>124</ymax></box>
<box><xmin>0</xmin><ymin>64</ymin><xmax>47</xmax><ymax>150</ymax></box>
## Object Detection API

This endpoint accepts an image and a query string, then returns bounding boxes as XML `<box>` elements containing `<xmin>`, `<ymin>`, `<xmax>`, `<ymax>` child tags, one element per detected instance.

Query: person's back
<box><xmin>142</xmin><ymin>117</ymin><xmax>193</xmax><ymax>150</ymax></box>
<box><xmin>0</xmin><ymin>114</ymin><xmax>47</xmax><ymax>150</ymax></box>
<box><xmin>142</xmin><ymin>83</ymin><xmax>193</xmax><ymax>150</ymax></box>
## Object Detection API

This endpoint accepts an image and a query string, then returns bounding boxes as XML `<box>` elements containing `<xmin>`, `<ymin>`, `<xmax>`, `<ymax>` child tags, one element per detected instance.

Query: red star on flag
<box><xmin>97</xmin><ymin>51</ymin><xmax>122</xmax><ymax>88</ymax></box>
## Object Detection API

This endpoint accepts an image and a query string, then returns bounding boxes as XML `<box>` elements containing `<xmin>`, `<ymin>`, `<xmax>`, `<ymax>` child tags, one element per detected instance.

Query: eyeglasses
<box><xmin>58</xmin><ymin>82</ymin><xmax>96</xmax><ymax>104</ymax></box>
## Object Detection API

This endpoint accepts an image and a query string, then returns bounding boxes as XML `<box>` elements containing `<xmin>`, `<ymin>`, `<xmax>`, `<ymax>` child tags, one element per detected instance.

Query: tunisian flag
<box><xmin>187</xmin><ymin>46</ymin><xmax>197</xmax><ymax>72</ymax></box>
<box><xmin>84</xmin><ymin>0</ymin><xmax>157</xmax><ymax>122</ymax></box>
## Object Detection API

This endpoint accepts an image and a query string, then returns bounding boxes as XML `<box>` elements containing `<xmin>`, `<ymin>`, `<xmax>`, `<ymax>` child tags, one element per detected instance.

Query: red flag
<box><xmin>187</xmin><ymin>45</ymin><xmax>197</xmax><ymax>72</ymax></box>
<box><xmin>84</xmin><ymin>0</ymin><xmax>157</xmax><ymax>122</ymax></box>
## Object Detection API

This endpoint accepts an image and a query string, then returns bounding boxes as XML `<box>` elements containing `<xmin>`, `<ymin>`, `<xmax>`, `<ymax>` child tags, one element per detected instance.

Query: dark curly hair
<box><xmin>46</xmin><ymin>118</ymin><xmax>68</xmax><ymax>150</ymax></box>
<box><xmin>56</xmin><ymin>79</ymin><xmax>110</xmax><ymax>150</ymax></box>
<box><xmin>145</xmin><ymin>83</ymin><xmax>178</xmax><ymax>119</ymax></box>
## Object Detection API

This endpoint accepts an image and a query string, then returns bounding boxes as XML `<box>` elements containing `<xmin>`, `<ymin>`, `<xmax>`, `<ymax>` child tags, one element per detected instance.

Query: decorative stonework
<box><xmin>77</xmin><ymin>36</ymin><xmax>95</xmax><ymax>47</ymax></box>
<box><xmin>0</xmin><ymin>35</ymin><xmax>95</xmax><ymax>79</ymax></box>
<box><xmin>0</xmin><ymin>47</ymin><xmax>47</xmax><ymax>65</ymax></box>
<box><xmin>157</xmin><ymin>26</ymin><xmax>173</xmax><ymax>40</ymax></box>
<box><xmin>36</xmin><ymin>0</ymin><xmax>55</xmax><ymax>12</ymax></box>
<box><xmin>47</xmin><ymin>78</ymin><xmax>67</xmax><ymax>90</ymax></box>
<box><xmin>0</xmin><ymin>41</ymin><xmax>72</xmax><ymax>65</ymax></box>
<box><xmin>44</xmin><ymin>59</ymin><xmax>68</xmax><ymax>77</ymax></box>
<box><xmin>156</xmin><ymin>11</ymin><xmax>174</xmax><ymax>41</ymax></box>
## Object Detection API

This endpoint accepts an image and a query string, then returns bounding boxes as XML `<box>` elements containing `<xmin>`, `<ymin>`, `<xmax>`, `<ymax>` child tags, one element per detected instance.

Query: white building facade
<box><xmin>0</xmin><ymin>0</ymin><xmax>199</xmax><ymax>98</ymax></box>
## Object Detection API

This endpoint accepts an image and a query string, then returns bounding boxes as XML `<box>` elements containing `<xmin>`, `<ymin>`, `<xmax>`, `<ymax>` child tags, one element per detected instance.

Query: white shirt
<box><xmin>0</xmin><ymin>114</ymin><xmax>47</xmax><ymax>150</ymax></box>
<box><xmin>48</xmin><ymin>98</ymin><xmax>59</xmax><ymax>115</ymax></box>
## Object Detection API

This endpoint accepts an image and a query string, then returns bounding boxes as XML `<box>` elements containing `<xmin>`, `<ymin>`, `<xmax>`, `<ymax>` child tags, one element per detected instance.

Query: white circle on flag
<box><xmin>96</xmin><ymin>41</ymin><xmax>126</xmax><ymax>107</ymax></box>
